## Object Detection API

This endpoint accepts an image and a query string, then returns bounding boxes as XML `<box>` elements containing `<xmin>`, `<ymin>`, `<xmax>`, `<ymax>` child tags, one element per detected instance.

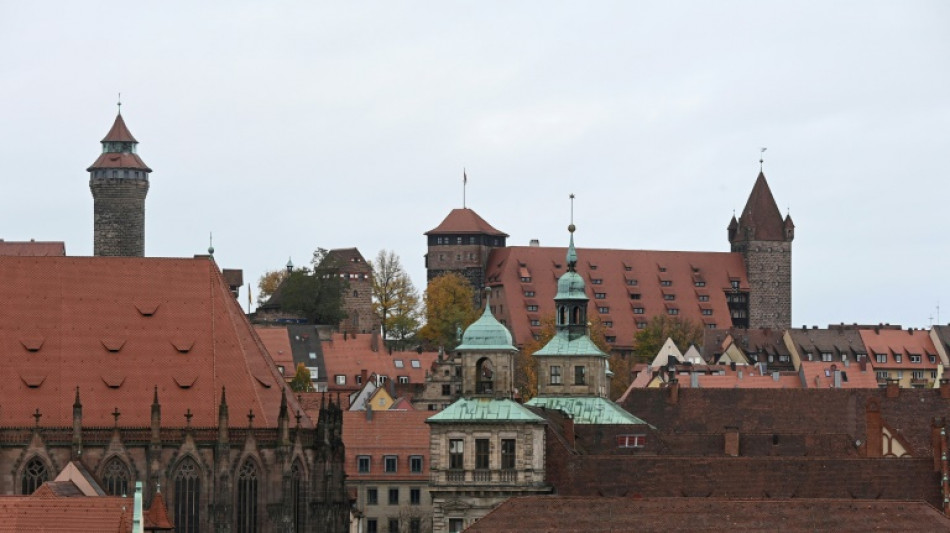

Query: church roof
<box><xmin>455</xmin><ymin>298</ymin><xmax>516</xmax><ymax>351</ymax></box>
<box><xmin>101</xmin><ymin>113</ymin><xmax>138</xmax><ymax>143</ymax></box>
<box><xmin>734</xmin><ymin>172</ymin><xmax>786</xmax><ymax>242</ymax></box>
<box><xmin>0</xmin><ymin>256</ymin><xmax>308</xmax><ymax>429</ymax></box>
<box><xmin>526</xmin><ymin>396</ymin><xmax>650</xmax><ymax>425</ymax></box>
<box><xmin>425</xmin><ymin>208</ymin><xmax>509</xmax><ymax>236</ymax></box>
<box><xmin>427</xmin><ymin>397</ymin><xmax>545</xmax><ymax>424</ymax></box>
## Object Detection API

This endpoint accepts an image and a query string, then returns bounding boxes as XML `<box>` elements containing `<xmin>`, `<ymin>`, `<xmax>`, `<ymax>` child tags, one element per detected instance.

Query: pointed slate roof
<box><xmin>425</xmin><ymin>208</ymin><xmax>508</xmax><ymax>236</ymax></box>
<box><xmin>101</xmin><ymin>114</ymin><xmax>138</xmax><ymax>143</ymax></box>
<box><xmin>734</xmin><ymin>172</ymin><xmax>786</xmax><ymax>242</ymax></box>
<box><xmin>144</xmin><ymin>490</ymin><xmax>174</xmax><ymax>531</ymax></box>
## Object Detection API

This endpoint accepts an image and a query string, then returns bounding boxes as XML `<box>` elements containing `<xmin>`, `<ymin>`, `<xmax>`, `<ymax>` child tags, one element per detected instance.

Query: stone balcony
<box><xmin>432</xmin><ymin>468</ymin><xmax>528</xmax><ymax>486</ymax></box>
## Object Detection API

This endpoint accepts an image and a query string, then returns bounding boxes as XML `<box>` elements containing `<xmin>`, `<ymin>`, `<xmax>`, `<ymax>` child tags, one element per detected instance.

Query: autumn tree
<box><xmin>417</xmin><ymin>273</ymin><xmax>478</xmax><ymax>351</ymax></box>
<box><xmin>289</xmin><ymin>363</ymin><xmax>314</xmax><ymax>393</ymax></box>
<box><xmin>371</xmin><ymin>250</ymin><xmax>421</xmax><ymax>342</ymax></box>
<box><xmin>517</xmin><ymin>313</ymin><xmax>611</xmax><ymax>402</ymax></box>
<box><xmin>256</xmin><ymin>268</ymin><xmax>289</xmax><ymax>305</ymax></box>
<box><xmin>278</xmin><ymin>248</ymin><xmax>348</xmax><ymax>326</ymax></box>
<box><xmin>633</xmin><ymin>315</ymin><xmax>704</xmax><ymax>363</ymax></box>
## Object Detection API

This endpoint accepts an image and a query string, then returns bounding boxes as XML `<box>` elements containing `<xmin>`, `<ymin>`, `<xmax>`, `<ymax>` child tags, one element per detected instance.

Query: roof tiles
<box><xmin>425</xmin><ymin>208</ymin><xmax>508</xmax><ymax>236</ymax></box>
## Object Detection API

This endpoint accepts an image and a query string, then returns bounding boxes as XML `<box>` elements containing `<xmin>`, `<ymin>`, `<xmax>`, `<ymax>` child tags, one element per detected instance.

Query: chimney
<box><xmin>724</xmin><ymin>426</ymin><xmax>739</xmax><ymax>457</ymax></box>
<box><xmin>529</xmin><ymin>239</ymin><xmax>540</xmax><ymax>247</ymax></box>
<box><xmin>690</xmin><ymin>372</ymin><xmax>699</xmax><ymax>388</ymax></box>
<box><xmin>666</xmin><ymin>380</ymin><xmax>679</xmax><ymax>405</ymax></box>
<box><xmin>833</xmin><ymin>370</ymin><xmax>842</xmax><ymax>389</ymax></box>
<box><xmin>886</xmin><ymin>378</ymin><xmax>900</xmax><ymax>398</ymax></box>
<box><xmin>865</xmin><ymin>399</ymin><xmax>882</xmax><ymax>457</ymax></box>
<box><xmin>940</xmin><ymin>379</ymin><xmax>950</xmax><ymax>400</ymax></box>
<box><xmin>859</xmin><ymin>359</ymin><xmax>867</xmax><ymax>372</ymax></box>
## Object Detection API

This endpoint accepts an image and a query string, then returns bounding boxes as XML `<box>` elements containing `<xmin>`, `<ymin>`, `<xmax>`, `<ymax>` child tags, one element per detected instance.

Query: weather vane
<box><xmin>759</xmin><ymin>147</ymin><xmax>767</xmax><ymax>172</ymax></box>
<box><xmin>117</xmin><ymin>92</ymin><xmax>122</xmax><ymax>114</ymax></box>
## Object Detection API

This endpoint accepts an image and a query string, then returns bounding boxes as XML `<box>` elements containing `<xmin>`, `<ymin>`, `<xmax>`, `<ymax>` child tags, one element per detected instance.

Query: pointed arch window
<box><xmin>21</xmin><ymin>457</ymin><xmax>49</xmax><ymax>495</ymax></box>
<box><xmin>102</xmin><ymin>457</ymin><xmax>132</xmax><ymax>496</ymax></box>
<box><xmin>236</xmin><ymin>458</ymin><xmax>260</xmax><ymax>533</ymax></box>
<box><xmin>291</xmin><ymin>460</ymin><xmax>306</xmax><ymax>533</ymax></box>
<box><xmin>173</xmin><ymin>457</ymin><xmax>201</xmax><ymax>533</ymax></box>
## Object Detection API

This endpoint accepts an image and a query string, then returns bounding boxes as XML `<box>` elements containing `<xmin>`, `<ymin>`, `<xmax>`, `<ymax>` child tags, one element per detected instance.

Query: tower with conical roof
<box><xmin>728</xmin><ymin>171</ymin><xmax>794</xmax><ymax>330</ymax></box>
<box><xmin>88</xmin><ymin>108</ymin><xmax>152</xmax><ymax>256</ymax></box>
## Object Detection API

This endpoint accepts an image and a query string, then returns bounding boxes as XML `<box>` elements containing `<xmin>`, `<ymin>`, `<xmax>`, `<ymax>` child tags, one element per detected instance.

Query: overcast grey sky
<box><xmin>2</xmin><ymin>2</ymin><xmax>948</xmax><ymax>328</ymax></box>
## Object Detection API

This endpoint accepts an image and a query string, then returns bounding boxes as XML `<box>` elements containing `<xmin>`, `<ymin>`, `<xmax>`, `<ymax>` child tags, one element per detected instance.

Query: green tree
<box><xmin>371</xmin><ymin>250</ymin><xmax>421</xmax><ymax>342</ymax></box>
<box><xmin>289</xmin><ymin>363</ymin><xmax>314</xmax><ymax>393</ymax></box>
<box><xmin>633</xmin><ymin>315</ymin><xmax>704</xmax><ymax>364</ymax></box>
<box><xmin>279</xmin><ymin>248</ymin><xmax>348</xmax><ymax>325</ymax></box>
<box><xmin>418</xmin><ymin>273</ymin><xmax>478</xmax><ymax>351</ymax></box>
<box><xmin>256</xmin><ymin>269</ymin><xmax>289</xmax><ymax>305</ymax></box>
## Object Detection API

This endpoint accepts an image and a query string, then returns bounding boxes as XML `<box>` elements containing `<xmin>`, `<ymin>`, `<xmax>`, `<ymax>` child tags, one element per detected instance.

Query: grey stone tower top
<box><xmin>88</xmin><ymin>111</ymin><xmax>152</xmax><ymax>257</ymax></box>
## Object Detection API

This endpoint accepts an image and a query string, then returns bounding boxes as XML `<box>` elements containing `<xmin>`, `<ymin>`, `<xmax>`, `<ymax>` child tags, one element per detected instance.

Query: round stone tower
<box><xmin>88</xmin><ymin>110</ymin><xmax>152</xmax><ymax>256</ymax></box>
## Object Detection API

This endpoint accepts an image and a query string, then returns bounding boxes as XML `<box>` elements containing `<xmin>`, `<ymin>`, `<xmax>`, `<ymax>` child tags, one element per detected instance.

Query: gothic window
<box><xmin>102</xmin><ymin>457</ymin><xmax>131</xmax><ymax>496</ymax></box>
<box><xmin>236</xmin><ymin>458</ymin><xmax>260</xmax><ymax>533</ymax></box>
<box><xmin>173</xmin><ymin>457</ymin><xmax>201</xmax><ymax>533</ymax></box>
<box><xmin>291</xmin><ymin>460</ymin><xmax>305</xmax><ymax>533</ymax></box>
<box><xmin>20</xmin><ymin>457</ymin><xmax>48</xmax><ymax>495</ymax></box>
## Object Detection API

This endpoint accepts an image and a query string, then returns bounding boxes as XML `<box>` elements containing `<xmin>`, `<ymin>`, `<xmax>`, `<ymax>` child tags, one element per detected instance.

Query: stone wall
<box><xmin>90</xmin><ymin>176</ymin><xmax>149</xmax><ymax>257</ymax></box>
<box><xmin>733</xmin><ymin>240</ymin><xmax>792</xmax><ymax>329</ymax></box>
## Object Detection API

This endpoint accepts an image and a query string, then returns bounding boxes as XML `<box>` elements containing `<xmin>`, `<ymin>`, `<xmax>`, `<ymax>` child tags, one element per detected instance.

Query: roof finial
<box><xmin>117</xmin><ymin>93</ymin><xmax>122</xmax><ymax>115</ymax></box>
<box><xmin>759</xmin><ymin>147</ymin><xmax>767</xmax><ymax>172</ymax></box>
<box><xmin>208</xmin><ymin>232</ymin><xmax>214</xmax><ymax>257</ymax></box>
<box><xmin>566</xmin><ymin>193</ymin><xmax>577</xmax><ymax>270</ymax></box>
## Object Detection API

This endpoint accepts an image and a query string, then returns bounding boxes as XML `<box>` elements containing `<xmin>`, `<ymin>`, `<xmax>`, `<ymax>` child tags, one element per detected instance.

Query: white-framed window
<box><xmin>616</xmin><ymin>434</ymin><xmax>646</xmax><ymax>448</ymax></box>
<box><xmin>398</xmin><ymin>376</ymin><xmax>409</xmax><ymax>384</ymax></box>
<box><xmin>894</xmin><ymin>353</ymin><xmax>903</xmax><ymax>363</ymax></box>
<box><xmin>394</xmin><ymin>359</ymin><xmax>404</xmax><ymax>368</ymax></box>
<box><xmin>411</xmin><ymin>360</ymin><xmax>421</xmax><ymax>368</ymax></box>
<box><xmin>550</xmin><ymin>365</ymin><xmax>562</xmax><ymax>385</ymax></box>
<box><xmin>821</xmin><ymin>352</ymin><xmax>833</xmax><ymax>362</ymax></box>
<box><xmin>335</xmin><ymin>375</ymin><xmax>346</xmax><ymax>385</ymax></box>
<box><xmin>876</xmin><ymin>371</ymin><xmax>888</xmax><ymax>380</ymax></box>
<box><xmin>912</xmin><ymin>371</ymin><xmax>925</xmax><ymax>380</ymax></box>
<box><xmin>910</xmin><ymin>354</ymin><xmax>921</xmax><ymax>363</ymax></box>
<box><xmin>875</xmin><ymin>353</ymin><xmax>887</xmax><ymax>363</ymax></box>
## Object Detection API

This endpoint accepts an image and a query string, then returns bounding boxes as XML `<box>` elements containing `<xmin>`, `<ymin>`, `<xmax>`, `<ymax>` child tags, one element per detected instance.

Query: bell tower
<box><xmin>88</xmin><ymin>105</ymin><xmax>152</xmax><ymax>257</ymax></box>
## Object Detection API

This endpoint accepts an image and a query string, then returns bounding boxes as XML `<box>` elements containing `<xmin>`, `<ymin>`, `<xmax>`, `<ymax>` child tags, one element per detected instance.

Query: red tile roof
<box><xmin>734</xmin><ymin>171</ymin><xmax>787</xmax><ymax>242</ymax></box>
<box><xmin>321</xmin><ymin>333</ymin><xmax>437</xmax><ymax>390</ymax></box>
<box><xmin>465</xmin><ymin>497</ymin><xmax>950</xmax><ymax>532</ymax></box>
<box><xmin>323</xmin><ymin>248</ymin><xmax>372</xmax><ymax>274</ymax></box>
<box><xmin>101</xmin><ymin>114</ymin><xmax>138</xmax><ymax>143</ymax></box>
<box><xmin>799</xmin><ymin>361</ymin><xmax>880</xmax><ymax>388</ymax></box>
<box><xmin>255</xmin><ymin>326</ymin><xmax>296</xmax><ymax>373</ymax></box>
<box><xmin>860</xmin><ymin>327</ymin><xmax>939</xmax><ymax>370</ymax></box>
<box><xmin>695</xmin><ymin>370</ymin><xmax>801</xmax><ymax>389</ymax></box>
<box><xmin>87</xmin><ymin>152</ymin><xmax>152</xmax><ymax>172</ymax></box>
<box><xmin>0</xmin><ymin>240</ymin><xmax>65</xmax><ymax>257</ymax></box>
<box><xmin>0</xmin><ymin>256</ymin><xmax>308</xmax><ymax>429</ymax></box>
<box><xmin>488</xmin><ymin>247</ymin><xmax>748</xmax><ymax>349</ymax></box>
<box><xmin>342</xmin><ymin>409</ymin><xmax>432</xmax><ymax>481</ymax></box>
<box><xmin>0</xmin><ymin>493</ymin><xmax>133</xmax><ymax>532</ymax></box>
<box><xmin>145</xmin><ymin>490</ymin><xmax>174</xmax><ymax>530</ymax></box>
<box><xmin>425</xmin><ymin>208</ymin><xmax>508</xmax><ymax>236</ymax></box>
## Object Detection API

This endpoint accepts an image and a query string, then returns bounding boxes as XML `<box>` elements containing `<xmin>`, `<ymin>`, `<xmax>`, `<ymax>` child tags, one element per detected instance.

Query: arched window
<box><xmin>236</xmin><ymin>458</ymin><xmax>260</xmax><ymax>533</ymax></box>
<box><xmin>21</xmin><ymin>457</ymin><xmax>48</xmax><ymax>495</ymax></box>
<box><xmin>572</xmin><ymin>306</ymin><xmax>581</xmax><ymax>324</ymax></box>
<box><xmin>173</xmin><ymin>457</ymin><xmax>201</xmax><ymax>533</ymax></box>
<box><xmin>102</xmin><ymin>457</ymin><xmax>131</xmax><ymax>496</ymax></box>
<box><xmin>476</xmin><ymin>358</ymin><xmax>494</xmax><ymax>394</ymax></box>
<box><xmin>291</xmin><ymin>460</ymin><xmax>306</xmax><ymax>532</ymax></box>
<box><xmin>558</xmin><ymin>306</ymin><xmax>567</xmax><ymax>325</ymax></box>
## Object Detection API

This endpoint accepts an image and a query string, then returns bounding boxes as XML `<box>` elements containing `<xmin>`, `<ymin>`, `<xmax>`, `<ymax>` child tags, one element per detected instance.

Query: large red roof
<box><xmin>487</xmin><ymin>246</ymin><xmax>748</xmax><ymax>350</ymax></box>
<box><xmin>0</xmin><ymin>493</ymin><xmax>133</xmax><ymax>532</ymax></box>
<box><xmin>859</xmin><ymin>327</ymin><xmax>939</xmax><ymax>370</ymax></box>
<box><xmin>342</xmin><ymin>409</ymin><xmax>432</xmax><ymax>481</ymax></box>
<box><xmin>425</xmin><ymin>208</ymin><xmax>508</xmax><ymax>236</ymax></box>
<box><xmin>0</xmin><ymin>256</ymin><xmax>307</xmax><ymax>429</ymax></box>
<box><xmin>321</xmin><ymin>333</ymin><xmax>437</xmax><ymax>390</ymax></box>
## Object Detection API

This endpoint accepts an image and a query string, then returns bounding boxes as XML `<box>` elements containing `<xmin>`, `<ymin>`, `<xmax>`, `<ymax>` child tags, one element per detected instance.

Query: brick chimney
<box><xmin>865</xmin><ymin>398</ymin><xmax>882</xmax><ymax>458</ymax></box>
<box><xmin>724</xmin><ymin>426</ymin><xmax>739</xmax><ymax>457</ymax></box>
<box><xmin>886</xmin><ymin>378</ymin><xmax>900</xmax><ymax>398</ymax></box>
<box><xmin>940</xmin><ymin>379</ymin><xmax>950</xmax><ymax>400</ymax></box>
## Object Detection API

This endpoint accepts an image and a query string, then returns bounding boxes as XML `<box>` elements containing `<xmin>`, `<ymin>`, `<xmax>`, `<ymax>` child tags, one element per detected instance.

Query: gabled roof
<box><xmin>425</xmin><ymin>208</ymin><xmax>508</xmax><ymax>236</ymax></box>
<box><xmin>427</xmin><ymin>397</ymin><xmax>544</xmax><ymax>424</ymax></box>
<box><xmin>733</xmin><ymin>172</ymin><xmax>787</xmax><ymax>242</ymax></box>
<box><xmin>144</xmin><ymin>490</ymin><xmax>174</xmax><ymax>530</ymax></box>
<box><xmin>321</xmin><ymin>333</ymin><xmax>436</xmax><ymax>390</ymax></box>
<box><xmin>526</xmin><ymin>396</ymin><xmax>650</xmax><ymax>425</ymax></box>
<box><xmin>101</xmin><ymin>114</ymin><xmax>138</xmax><ymax>143</ymax></box>
<box><xmin>859</xmin><ymin>327</ymin><xmax>939</xmax><ymax>369</ymax></box>
<box><xmin>0</xmin><ymin>240</ymin><xmax>65</xmax><ymax>257</ymax></box>
<box><xmin>0</xmin><ymin>256</ymin><xmax>307</xmax><ymax>428</ymax></box>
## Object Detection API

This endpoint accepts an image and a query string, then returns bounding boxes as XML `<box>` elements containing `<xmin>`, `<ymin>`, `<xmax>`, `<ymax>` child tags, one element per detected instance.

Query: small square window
<box><xmin>442</xmin><ymin>384</ymin><xmax>451</xmax><ymax>396</ymax></box>
<box><xmin>411</xmin><ymin>359</ymin><xmax>421</xmax><ymax>368</ymax></box>
<box><xmin>384</xmin><ymin>456</ymin><xmax>397</xmax><ymax>473</ymax></box>
<box><xmin>929</xmin><ymin>355</ymin><xmax>937</xmax><ymax>364</ymax></box>
<box><xmin>358</xmin><ymin>455</ymin><xmax>371</xmax><ymax>473</ymax></box>
<box><xmin>616</xmin><ymin>434</ymin><xmax>646</xmax><ymax>448</ymax></box>
<box><xmin>335</xmin><ymin>375</ymin><xmax>346</xmax><ymax>385</ymax></box>
<box><xmin>894</xmin><ymin>353</ymin><xmax>902</xmax><ymax>363</ymax></box>
<box><xmin>594</xmin><ymin>292</ymin><xmax>606</xmax><ymax>299</ymax></box>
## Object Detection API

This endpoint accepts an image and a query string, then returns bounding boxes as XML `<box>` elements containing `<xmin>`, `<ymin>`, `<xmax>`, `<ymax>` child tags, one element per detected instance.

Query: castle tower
<box><xmin>425</xmin><ymin>208</ymin><xmax>508</xmax><ymax>306</ymax></box>
<box><xmin>728</xmin><ymin>171</ymin><xmax>794</xmax><ymax>330</ymax></box>
<box><xmin>88</xmin><ymin>110</ymin><xmax>152</xmax><ymax>256</ymax></box>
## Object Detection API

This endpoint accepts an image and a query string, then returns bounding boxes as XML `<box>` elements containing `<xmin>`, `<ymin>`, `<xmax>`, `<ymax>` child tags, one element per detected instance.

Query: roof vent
<box><xmin>254</xmin><ymin>374</ymin><xmax>272</xmax><ymax>388</ymax></box>
<box><xmin>19</xmin><ymin>337</ymin><xmax>45</xmax><ymax>352</ymax></box>
<box><xmin>171</xmin><ymin>338</ymin><xmax>195</xmax><ymax>353</ymax></box>
<box><xmin>101</xmin><ymin>338</ymin><xmax>126</xmax><ymax>352</ymax></box>
<box><xmin>134</xmin><ymin>301</ymin><xmax>160</xmax><ymax>317</ymax></box>
<box><xmin>20</xmin><ymin>374</ymin><xmax>46</xmax><ymax>388</ymax></box>
<box><xmin>529</xmin><ymin>239</ymin><xmax>540</xmax><ymax>247</ymax></box>
<box><xmin>101</xmin><ymin>372</ymin><xmax>125</xmax><ymax>388</ymax></box>
<box><xmin>173</xmin><ymin>372</ymin><xmax>198</xmax><ymax>388</ymax></box>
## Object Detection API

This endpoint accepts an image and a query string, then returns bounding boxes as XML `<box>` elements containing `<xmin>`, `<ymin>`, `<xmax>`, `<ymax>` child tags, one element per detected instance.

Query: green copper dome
<box><xmin>455</xmin><ymin>293</ymin><xmax>516</xmax><ymax>351</ymax></box>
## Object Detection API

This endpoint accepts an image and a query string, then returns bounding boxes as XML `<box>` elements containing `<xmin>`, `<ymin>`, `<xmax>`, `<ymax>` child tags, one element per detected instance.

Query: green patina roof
<box><xmin>533</xmin><ymin>330</ymin><xmax>608</xmax><ymax>357</ymax></box>
<box><xmin>455</xmin><ymin>294</ymin><xmax>517</xmax><ymax>352</ymax></box>
<box><xmin>426</xmin><ymin>398</ymin><xmax>545</xmax><ymax>424</ymax></box>
<box><xmin>526</xmin><ymin>396</ymin><xmax>652</xmax><ymax>426</ymax></box>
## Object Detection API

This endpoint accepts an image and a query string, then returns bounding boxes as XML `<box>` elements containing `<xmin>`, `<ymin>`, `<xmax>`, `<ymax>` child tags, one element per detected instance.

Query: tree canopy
<box><xmin>418</xmin><ymin>273</ymin><xmax>478</xmax><ymax>351</ymax></box>
<box><xmin>277</xmin><ymin>248</ymin><xmax>348</xmax><ymax>326</ymax></box>
<box><xmin>256</xmin><ymin>269</ymin><xmax>289</xmax><ymax>305</ymax></box>
<box><xmin>633</xmin><ymin>315</ymin><xmax>704</xmax><ymax>363</ymax></box>
<box><xmin>371</xmin><ymin>250</ymin><xmax>421</xmax><ymax>342</ymax></box>
<box><xmin>289</xmin><ymin>363</ymin><xmax>314</xmax><ymax>393</ymax></box>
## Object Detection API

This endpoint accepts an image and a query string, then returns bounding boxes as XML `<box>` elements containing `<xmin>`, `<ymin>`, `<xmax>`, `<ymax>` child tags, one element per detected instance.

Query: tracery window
<box><xmin>291</xmin><ymin>460</ymin><xmax>305</xmax><ymax>533</ymax></box>
<box><xmin>174</xmin><ymin>458</ymin><xmax>201</xmax><ymax>533</ymax></box>
<box><xmin>102</xmin><ymin>457</ymin><xmax>131</xmax><ymax>496</ymax></box>
<box><xmin>21</xmin><ymin>457</ymin><xmax>48</xmax><ymax>495</ymax></box>
<box><xmin>236</xmin><ymin>459</ymin><xmax>260</xmax><ymax>533</ymax></box>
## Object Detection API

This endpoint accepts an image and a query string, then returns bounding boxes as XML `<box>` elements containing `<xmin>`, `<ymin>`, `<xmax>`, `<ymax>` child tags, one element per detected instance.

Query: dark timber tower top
<box><xmin>88</xmin><ymin>109</ymin><xmax>152</xmax><ymax>257</ymax></box>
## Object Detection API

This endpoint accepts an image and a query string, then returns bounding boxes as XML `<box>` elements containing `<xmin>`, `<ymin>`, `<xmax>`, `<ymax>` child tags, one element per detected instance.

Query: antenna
<box><xmin>759</xmin><ymin>147</ymin><xmax>767</xmax><ymax>172</ymax></box>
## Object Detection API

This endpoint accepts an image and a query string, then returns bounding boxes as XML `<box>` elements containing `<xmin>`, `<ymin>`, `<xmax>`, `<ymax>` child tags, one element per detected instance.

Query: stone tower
<box><xmin>728</xmin><ymin>171</ymin><xmax>794</xmax><ymax>330</ymax></box>
<box><xmin>88</xmin><ymin>111</ymin><xmax>152</xmax><ymax>256</ymax></box>
<box><xmin>425</xmin><ymin>208</ymin><xmax>508</xmax><ymax>306</ymax></box>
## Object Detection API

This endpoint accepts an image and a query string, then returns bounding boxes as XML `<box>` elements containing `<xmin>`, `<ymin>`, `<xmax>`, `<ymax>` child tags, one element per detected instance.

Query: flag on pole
<box><xmin>463</xmin><ymin>169</ymin><xmax>467</xmax><ymax>185</ymax></box>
